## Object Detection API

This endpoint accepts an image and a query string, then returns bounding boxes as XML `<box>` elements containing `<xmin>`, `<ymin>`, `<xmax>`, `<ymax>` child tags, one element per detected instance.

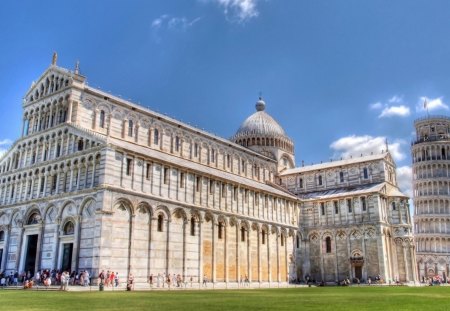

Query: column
<box><xmin>258</xmin><ymin>228</ymin><xmax>262</xmax><ymax>283</ymax></box>
<box><xmin>67</xmin><ymin>100</ymin><xmax>73</xmax><ymax>123</ymax></box>
<box><xmin>198</xmin><ymin>218</ymin><xmax>204</xmax><ymax>285</ymax></box>
<box><xmin>212</xmin><ymin>220</ymin><xmax>216</xmax><ymax>284</ymax></box>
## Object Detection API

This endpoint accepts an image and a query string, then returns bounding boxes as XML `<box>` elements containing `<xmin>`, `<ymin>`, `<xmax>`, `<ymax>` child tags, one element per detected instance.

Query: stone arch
<box><xmin>154</xmin><ymin>205</ymin><xmax>171</xmax><ymax>221</ymax></box>
<box><xmin>79</xmin><ymin>197</ymin><xmax>96</xmax><ymax>217</ymax></box>
<box><xmin>25</xmin><ymin>206</ymin><xmax>42</xmax><ymax>225</ymax></box>
<box><xmin>114</xmin><ymin>198</ymin><xmax>135</xmax><ymax>216</ymax></box>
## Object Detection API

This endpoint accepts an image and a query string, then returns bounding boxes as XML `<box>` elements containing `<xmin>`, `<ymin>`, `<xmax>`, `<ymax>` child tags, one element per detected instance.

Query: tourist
<box><xmin>157</xmin><ymin>273</ymin><xmax>161</xmax><ymax>288</ymax></box>
<box><xmin>190</xmin><ymin>275</ymin><xmax>193</xmax><ymax>287</ymax></box>
<box><xmin>1</xmin><ymin>275</ymin><xmax>6</xmax><ymax>287</ymax></box>
<box><xmin>109</xmin><ymin>271</ymin><xmax>115</xmax><ymax>287</ymax></box>
<box><xmin>114</xmin><ymin>272</ymin><xmax>119</xmax><ymax>287</ymax></box>
<box><xmin>105</xmin><ymin>270</ymin><xmax>111</xmax><ymax>286</ymax></box>
<box><xmin>60</xmin><ymin>271</ymin><xmax>66</xmax><ymax>290</ymax></box>
<box><xmin>127</xmin><ymin>273</ymin><xmax>134</xmax><ymax>291</ymax></box>
<box><xmin>148</xmin><ymin>274</ymin><xmax>153</xmax><ymax>288</ymax></box>
<box><xmin>99</xmin><ymin>270</ymin><xmax>105</xmax><ymax>284</ymax></box>
<box><xmin>203</xmin><ymin>274</ymin><xmax>207</xmax><ymax>287</ymax></box>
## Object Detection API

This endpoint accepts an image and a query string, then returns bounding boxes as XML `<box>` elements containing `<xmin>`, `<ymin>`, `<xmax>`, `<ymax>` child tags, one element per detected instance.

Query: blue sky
<box><xmin>1</xmin><ymin>0</ymin><xmax>450</xmax><ymax>197</ymax></box>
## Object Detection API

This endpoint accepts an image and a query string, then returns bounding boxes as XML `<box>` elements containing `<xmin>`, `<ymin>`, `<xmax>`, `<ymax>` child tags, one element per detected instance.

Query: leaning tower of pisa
<box><xmin>412</xmin><ymin>115</ymin><xmax>450</xmax><ymax>282</ymax></box>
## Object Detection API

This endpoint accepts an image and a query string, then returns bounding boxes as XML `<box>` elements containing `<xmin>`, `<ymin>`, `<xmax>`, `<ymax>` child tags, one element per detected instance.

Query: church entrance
<box><xmin>354</xmin><ymin>266</ymin><xmax>362</xmax><ymax>280</ymax></box>
<box><xmin>61</xmin><ymin>243</ymin><xmax>73</xmax><ymax>272</ymax></box>
<box><xmin>24</xmin><ymin>234</ymin><xmax>38</xmax><ymax>275</ymax></box>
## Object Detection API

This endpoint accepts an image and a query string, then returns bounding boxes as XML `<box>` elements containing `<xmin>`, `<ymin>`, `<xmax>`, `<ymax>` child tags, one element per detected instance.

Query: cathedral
<box><xmin>0</xmin><ymin>55</ymin><xmax>417</xmax><ymax>286</ymax></box>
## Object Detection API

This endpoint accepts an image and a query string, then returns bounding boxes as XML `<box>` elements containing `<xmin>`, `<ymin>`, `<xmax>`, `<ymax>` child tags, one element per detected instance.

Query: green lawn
<box><xmin>1</xmin><ymin>287</ymin><xmax>449</xmax><ymax>311</ymax></box>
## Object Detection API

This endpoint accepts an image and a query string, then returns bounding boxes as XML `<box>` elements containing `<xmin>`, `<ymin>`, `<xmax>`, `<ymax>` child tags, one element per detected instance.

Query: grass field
<box><xmin>1</xmin><ymin>287</ymin><xmax>449</xmax><ymax>311</ymax></box>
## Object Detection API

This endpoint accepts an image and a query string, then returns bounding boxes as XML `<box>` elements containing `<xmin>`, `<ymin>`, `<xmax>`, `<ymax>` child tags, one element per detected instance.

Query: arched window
<box><xmin>318</xmin><ymin>175</ymin><xmax>323</xmax><ymax>186</ymax></box>
<box><xmin>262</xmin><ymin>230</ymin><xmax>266</xmax><ymax>244</ymax></box>
<box><xmin>281</xmin><ymin>234</ymin><xmax>285</xmax><ymax>246</ymax></box>
<box><xmin>190</xmin><ymin>217</ymin><xmax>196</xmax><ymax>236</ymax></box>
<box><xmin>78</xmin><ymin>140</ymin><xmax>84</xmax><ymax>151</ymax></box>
<box><xmin>154</xmin><ymin>129</ymin><xmax>159</xmax><ymax>145</ymax></box>
<box><xmin>241</xmin><ymin>227</ymin><xmax>246</xmax><ymax>242</ymax></box>
<box><xmin>218</xmin><ymin>222</ymin><xmax>223</xmax><ymax>240</ymax></box>
<box><xmin>296</xmin><ymin>234</ymin><xmax>300</xmax><ymax>248</ymax></box>
<box><xmin>157</xmin><ymin>214</ymin><xmax>164</xmax><ymax>232</ymax></box>
<box><xmin>339</xmin><ymin>171</ymin><xmax>344</xmax><ymax>183</ymax></box>
<box><xmin>27</xmin><ymin>212</ymin><xmax>41</xmax><ymax>225</ymax></box>
<box><xmin>325</xmin><ymin>237</ymin><xmax>332</xmax><ymax>253</ymax></box>
<box><xmin>99</xmin><ymin>110</ymin><xmax>105</xmax><ymax>128</ymax></box>
<box><xmin>63</xmin><ymin>221</ymin><xmax>75</xmax><ymax>235</ymax></box>
<box><xmin>363</xmin><ymin>167</ymin><xmax>368</xmax><ymax>179</ymax></box>
<box><xmin>392</xmin><ymin>202</ymin><xmax>396</xmax><ymax>211</ymax></box>
<box><xmin>0</xmin><ymin>231</ymin><xmax>4</xmax><ymax>241</ymax></box>
<box><xmin>128</xmin><ymin>120</ymin><xmax>133</xmax><ymax>137</ymax></box>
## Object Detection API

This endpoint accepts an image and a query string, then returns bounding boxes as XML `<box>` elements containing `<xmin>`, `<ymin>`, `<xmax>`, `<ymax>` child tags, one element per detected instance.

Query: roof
<box><xmin>231</xmin><ymin>98</ymin><xmax>291</xmax><ymax>141</ymax></box>
<box><xmin>107</xmin><ymin>136</ymin><xmax>299</xmax><ymax>201</ymax></box>
<box><xmin>83</xmin><ymin>86</ymin><xmax>277</xmax><ymax>164</ymax></box>
<box><xmin>280</xmin><ymin>152</ymin><xmax>389</xmax><ymax>176</ymax></box>
<box><xmin>299</xmin><ymin>182</ymin><xmax>385</xmax><ymax>200</ymax></box>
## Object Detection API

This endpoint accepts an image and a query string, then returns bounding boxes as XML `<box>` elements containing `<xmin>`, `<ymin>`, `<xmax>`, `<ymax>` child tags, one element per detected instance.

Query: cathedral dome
<box><xmin>231</xmin><ymin>97</ymin><xmax>294</xmax><ymax>160</ymax></box>
<box><xmin>233</xmin><ymin>98</ymin><xmax>288</xmax><ymax>139</ymax></box>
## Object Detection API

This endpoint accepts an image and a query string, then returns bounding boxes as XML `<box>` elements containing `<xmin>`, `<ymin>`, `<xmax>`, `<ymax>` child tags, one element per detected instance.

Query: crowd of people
<box><xmin>0</xmin><ymin>269</ymin><xmax>92</xmax><ymax>290</ymax></box>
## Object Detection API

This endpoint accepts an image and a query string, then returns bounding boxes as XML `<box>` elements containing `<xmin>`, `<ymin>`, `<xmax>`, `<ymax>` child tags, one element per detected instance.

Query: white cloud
<box><xmin>396</xmin><ymin>166</ymin><xmax>413</xmax><ymax>198</ymax></box>
<box><xmin>208</xmin><ymin>0</ymin><xmax>259</xmax><ymax>22</ymax></box>
<box><xmin>330</xmin><ymin>135</ymin><xmax>405</xmax><ymax>161</ymax></box>
<box><xmin>370</xmin><ymin>102</ymin><xmax>383</xmax><ymax>110</ymax></box>
<box><xmin>0</xmin><ymin>139</ymin><xmax>12</xmax><ymax>158</ymax></box>
<box><xmin>388</xmin><ymin>95</ymin><xmax>403</xmax><ymax>103</ymax></box>
<box><xmin>151</xmin><ymin>14</ymin><xmax>201</xmax><ymax>31</ymax></box>
<box><xmin>379</xmin><ymin>105</ymin><xmax>410</xmax><ymax>118</ymax></box>
<box><xmin>418</xmin><ymin>96</ymin><xmax>449</xmax><ymax>112</ymax></box>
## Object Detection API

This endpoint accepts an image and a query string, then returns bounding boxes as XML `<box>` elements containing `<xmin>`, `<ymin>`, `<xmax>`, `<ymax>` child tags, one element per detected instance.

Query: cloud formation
<box><xmin>379</xmin><ymin>105</ymin><xmax>410</xmax><ymax>118</ymax></box>
<box><xmin>151</xmin><ymin>14</ymin><xmax>201</xmax><ymax>31</ymax></box>
<box><xmin>0</xmin><ymin>139</ymin><xmax>12</xmax><ymax>158</ymax></box>
<box><xmin>396</xmin><ymin>165</ymin><xmax>413</xmax><ymax>198</ymax></box>
<box><xmin>330</xmin><ymin>135</ymin><xmax>405</xmax><ymax>161</ymax></box>
<box><xmin>418</xmin><ymin>96</ymin><xmax>449</xmax><ymax>112</ymax></box>
<box><xmin>369</xmin><ymin>95</ymin><xmax>410</xmax><ymax>118</ymax></box>
<box><xmin>208</xmin><ymin>0</ymin><xmax>259</xmax><ymax>22</ymax></box>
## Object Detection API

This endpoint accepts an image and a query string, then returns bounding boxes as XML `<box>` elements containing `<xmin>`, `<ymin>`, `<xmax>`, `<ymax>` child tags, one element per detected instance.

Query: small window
<box><xmin>363</xmin><ymin>167</ymin><xmax>368</xmax><ymax>179</ymax></box>
<box><xmin>164</xmin><ymin>168</ymin><xmax>169</xmax><ymax>185</ymax></box>
<box><xmin>218</xmin><ymin>222</ymin><xmax>223</xmax><ymax>239</ymax></box>
<box><xmin>241</xmin><ymin>160</ymin><xmax>245</xmax><ymax>172</ymax></box>
<box><xmin>347</xmin><ymin>199</ymin><xmax>352</xmax><ymax>213</ymax></box>
<box><xmin>325</xmin><ymin>237</ymin><xmax>332</xmax><ymax>253</ymax></box>
<box><xmin>196</xmin><ymin>176</ymin><xmax>201</xmax><ymax>192</ymax></box>
<box><xmin>241</xmin><ymin>227</ymin><xmax>246</xmax><ymax>242</ymax></box>
<box><xmin>146</xmin><ymin>163</ymin><xmax>151</xmax><ymax>180</ymax></box>
<box><xmin>339</xmin><ymin>171</ymin><xmax>344</xmax><ymax>183</ymax></box>
<box><xmin>99</xmin><ymin>110</ymin><xmax>105</xmax><ymax>128</ymax></box>
<box><xmin>334</xmin><ymin>201</ymin><xmax>339</xmax><ymax>214</ymax></box>
<box><xmin>361</xmin><ymin>197</ymin><xmax>367</xmax><ymax>211</ymax></box>
<box><xmin>318</xmin><ymin>175</ymin><xmax>323</xmax><ymax>186</ymax></box>
<box><xmin>40</xmin><ymin>177</ymin><xmax>45</xmax><ymax>193</ymax></box>
<box><xmin>221</xmin><ymin>183</ymin><xmax>226</xmax><ymax>198</ymax></box>
<box><xmin>299</xmin><ymin>178</ymin><xmax>303</xmax><ymax>188</ymax></box>
<box><xmin>0</xmin><ymin>231</ymin><xmax>4</xmax><ymax>241</ymax></box>
<box><xmin>175</xmin><ymin>136</ymin><xmax>180</xmax><ymax>152</ymax></box>
<box><xmin>227</xmin><ymin>154</ymin><xmax>231</xmax><ymax>168</ymax></box>
<box><xmin>154</xmin><ymin>129</ymin><xmax>159</xmax><ymax>145</ymax></box>
<box><xmin>157</xmin><ymin>214</ymin><xmax>164</xmax><ymax>232</ymax></box>
<box><xmin>56</xmin><ymin>144</ymin><xmax>61</xmax><ymax>158</ymax></box>
<box><xmin>126</xmin><ymin>158</ymin><xmax>132</xmax><ymax>176</ymax></box>
<box><xmin>190</xmin><ymin>217</ymin><xmax>196</xmax><ymax>236</ymax></box>
<box><xmin>194</xmin><ymin>143</ymin><xmax>198</xmax><ymax>157</ymax></box>
<box><xmin>180</xmin><ymin>172</ymin><xmax>185</xmax><ymax>188</ymax></box>
<box><xmin>262</xmin><ymin>230</ymin><xmax>266</xmax><ymax>244</ymax></box>
<box><xmin>78</xmin><ymin>140</ymin><xmax>84</xmax><ymax>151</ymax></box>
<box><xmin>128</xmin><ymin>120</ymin><xmax>133</xmax><ymax>137</ymax></box>
<box><xmin>234</xmin><ymin>186</ymin><xmax>238</xmax><ymax>201</ymax></box>
<box><xmin>209</xmin><ymin>180</ymin><xmax>214</xmax><ymax>194</ymax></box>
<box><xmin>281</xmin><ymin>234</ymin><xmax>285</xmax><ymax>246</ymax></box>
<box><xmin>320</xmin><ymin>202</ymin><xmax>325</xmax><ymax>215</ymax></box>
<box><xmin>296</xmin><ymin>234</ymin><xmax>300</xmax><ymax>248</ymax></box>
<box><xmin>392</xmin><ymin>202</ymin><xmax>396</xmax><ymax>211</ymax></box>
<box><xmin>211</xmin><ymin>149</ymin><xmax>215</xmax><ymax>163</ymax></box>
